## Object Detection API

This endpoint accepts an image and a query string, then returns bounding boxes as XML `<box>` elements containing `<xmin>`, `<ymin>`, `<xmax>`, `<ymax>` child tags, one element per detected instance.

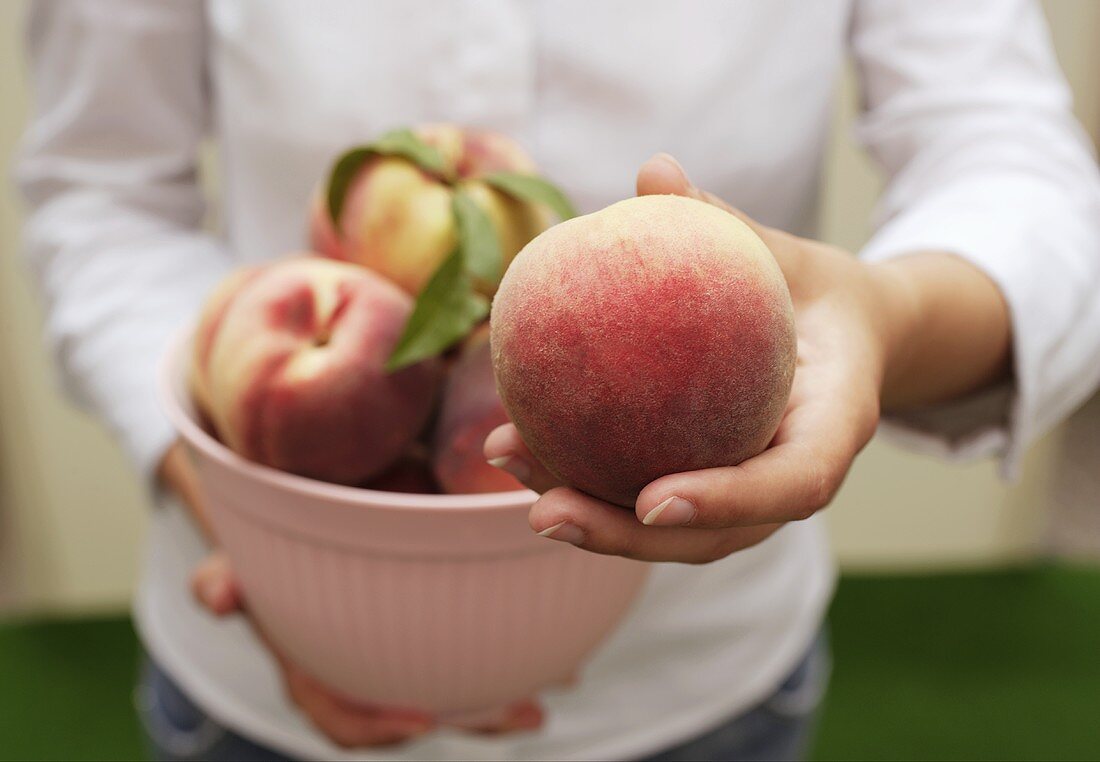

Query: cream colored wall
<box><xmin>0</xmin><ymin>1</ymin><xmax>1097</xmax><ymax>615</ymax></box>
<box><xmin>0</xmin><ymin>0</ymin><xmax>147</xmax><ymax>615</ymax></box>
<box><xmin>1</xmin><ymin>0</ymin><xmax>221</xmax><ymax>617</ymax></box>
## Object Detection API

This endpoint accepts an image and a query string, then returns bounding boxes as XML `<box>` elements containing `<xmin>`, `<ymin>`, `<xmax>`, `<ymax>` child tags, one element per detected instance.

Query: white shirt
<box><xmin>17</xmin><ymin>1</ymin><xmax>1100</xmax><ymax>759</ymax></box>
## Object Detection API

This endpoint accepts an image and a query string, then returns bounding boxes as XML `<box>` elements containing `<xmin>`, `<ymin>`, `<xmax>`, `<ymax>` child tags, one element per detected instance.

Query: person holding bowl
<box><xmin>17</xmin><ymin>1</ymin><xmax>1100</xmax><ymax>760</ymax></box>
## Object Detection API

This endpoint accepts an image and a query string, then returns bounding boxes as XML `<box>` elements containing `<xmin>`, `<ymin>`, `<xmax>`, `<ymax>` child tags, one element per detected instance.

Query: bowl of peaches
<box><xmin>160</xmin><ymin>125</ymin><xmax>650</xmax><ymax>722</ymax></box>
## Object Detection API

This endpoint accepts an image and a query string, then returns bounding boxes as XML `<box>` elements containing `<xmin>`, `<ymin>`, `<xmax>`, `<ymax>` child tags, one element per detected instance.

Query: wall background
<box><xmin>2</xmin><ymin>1</ymin><xmax>1098</xmax><ymax>616</ymax></box>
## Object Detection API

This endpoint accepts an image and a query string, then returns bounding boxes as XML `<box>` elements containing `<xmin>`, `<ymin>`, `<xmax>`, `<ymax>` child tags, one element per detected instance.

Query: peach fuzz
<box><xmin>491</xmin><ymin>194</ymin><xmax>796</xmax><ymax>507</ymax></box>
<box><xmin>191</xmin><ymin>257</ymin><xmax>442</xmax><ymax>486</ymax></box>
<box><xmin>432</xmin><ymin>324</ymin><xmax>524</xmax><ymax>494</ymax></box>
<box><xmin>310</xmin><ymin>125</ymin><xmax>551</xmax><ymax>295</ymax></box>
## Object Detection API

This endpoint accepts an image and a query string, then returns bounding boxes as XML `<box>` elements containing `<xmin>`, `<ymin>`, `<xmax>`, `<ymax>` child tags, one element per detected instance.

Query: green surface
<box><xmin>1</xmin><ymin>566</ymin><xmax>1098</xmax><ymax>761</ymax></box>
<box><xmin>0</xmin><ymin>617</ymin><xmax>143</xmax><ymax>760</ymax></box>
<box><xmin>816</xmin><ymin>565</ymin><xmax>1100</xmax><ymax>761</ymax></box>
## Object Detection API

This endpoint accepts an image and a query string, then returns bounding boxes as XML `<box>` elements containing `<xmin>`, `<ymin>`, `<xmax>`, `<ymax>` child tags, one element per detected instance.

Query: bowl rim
<box><xmin>158</xmin><ymin>328</ymin><xmax>539</xmax><ymax>513</ymax></box>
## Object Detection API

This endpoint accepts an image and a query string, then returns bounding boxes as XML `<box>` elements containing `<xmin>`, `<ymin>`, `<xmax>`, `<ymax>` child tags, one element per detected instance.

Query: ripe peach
<box><xmin>310</xmin><ymin>125</ymin><xmax>551</xmax><ymax>295</ymax></box>
<box><xmin>432</xmin><ymin>325</ymin><xmax>524</xmax><ymax>494</ymax></box>
<box><xmin>363</xmin><ymin>447</ymin><xmax>440</xmax><ymax>494</ymax></box>
<box><xmin>191</xmin><ymin>257</ymin><xmax>442</xmax><ymax>485</ymax></box>
<box><xmin>190</xmin><ymin>265</ymin><xmax>263</xmax><ymax>418</ymax></box>
<box><xmin>490</xmin><ymin>194</ymin><xmax>796</xmax><ymax>507</ymax></box>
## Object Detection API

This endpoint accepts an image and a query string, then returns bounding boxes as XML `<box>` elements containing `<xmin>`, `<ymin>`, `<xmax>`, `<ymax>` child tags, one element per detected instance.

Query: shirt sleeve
<box><xmin>15</xmin><ymin>0</ymin><xmax>234</xmax><ymax>485</ymax></box>
<box><xmin>850</xmin><ymin>0</ymin><xmax>1100</xmax><ymax>477</ymax></box>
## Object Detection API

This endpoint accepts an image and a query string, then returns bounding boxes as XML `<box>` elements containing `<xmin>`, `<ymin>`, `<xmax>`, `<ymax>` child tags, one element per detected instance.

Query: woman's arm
<box><xmin>874</xmin><ymin>252</ymin><xmax>1011</xmax><ymax>412</ymax></box>
<box><xmin>485</xmin><ymin>155</ymin><xmax>1017</xmax><ymax>561</ymax></box>
<box><xmin>487</xmin><ymin>2</ymin><xmax>1100</xmax><ymax>564</ymax></box>
<box><xmin>157</xmin><ymin>443</ymin><xmax>215</xmax><ymax>541</ymax></box>
<box><xmin>851</xmin><ymin>0</ymin><xmax>1100</xmax><ymax>460</ymax></box>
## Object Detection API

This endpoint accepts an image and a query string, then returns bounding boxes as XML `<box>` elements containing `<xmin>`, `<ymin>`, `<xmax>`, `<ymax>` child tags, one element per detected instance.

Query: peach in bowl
<box><xmin>158</xmin><ymin>332</ymin><xmax>651</xmax><ymax>721</ymax></box>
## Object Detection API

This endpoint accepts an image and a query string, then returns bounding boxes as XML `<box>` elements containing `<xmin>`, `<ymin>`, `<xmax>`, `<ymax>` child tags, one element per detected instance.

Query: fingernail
<box><xmin>655</xmin><ymin>152</ymin><xmax>688</xmax><ymax>179</ymax></box>
<box><xmin>641</xmin><ymin>496</ymin><xmax>696</xmax><ymax>526</ymax></box>
<box><xmin>487</xmin><ymin>455</ymin><xmax>531</xmax><ymax>483</ymax></box>
<box><xmin>537</xmin><ymin>521</ymin><xmax>585</xmax><ymax>546</ymax></box>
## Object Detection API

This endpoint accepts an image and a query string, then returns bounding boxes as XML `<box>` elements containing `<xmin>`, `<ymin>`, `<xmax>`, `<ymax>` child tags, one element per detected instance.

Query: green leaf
<box><xmin>452</xmin><ymin>190</ymin><xmax>503</xmax><ymax>285</ymax></box>
<box><xmin>370</xmin><ymin>128</ymin><xmax>448</xmax><ymax>174</ymax></box>
<box><xmin>385</xmin><ymin>249</ymin><xmax>489</xmax><ymax>372</ymax></box>
<box><xmin>326</xmin><ymin>129</ymin><xmax>448</xmax><ymax>223</ymax></box>
<box><xmin>326</xmin><ymin>148</ymin><xmax>373</xmax><ymax>224</ymax></box>
<box><xmin>483</xmin><ymin>172</ymin><xmax>579</xmax><ymax>220</ymax></box>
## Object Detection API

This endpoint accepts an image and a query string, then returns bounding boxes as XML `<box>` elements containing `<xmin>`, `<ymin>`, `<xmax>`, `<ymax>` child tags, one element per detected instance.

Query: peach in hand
<box><xmin>490</xmin><ymin>194</ymin><xmax>796</xmax><ymax>507</ymax></box>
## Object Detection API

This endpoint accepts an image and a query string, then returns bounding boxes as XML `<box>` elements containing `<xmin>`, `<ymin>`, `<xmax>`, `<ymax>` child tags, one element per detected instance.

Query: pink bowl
<box><xmin>159</xmin><ymin>335</ymin><xmax>650</xmax><ymax>719</ymax></box>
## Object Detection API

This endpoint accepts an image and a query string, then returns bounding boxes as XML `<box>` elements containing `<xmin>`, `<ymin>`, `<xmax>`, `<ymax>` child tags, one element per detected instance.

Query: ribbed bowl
<box><xmin>159</xmin><ymin>336</ymin><xmax>650</xmax><ymax>718</ymax></box>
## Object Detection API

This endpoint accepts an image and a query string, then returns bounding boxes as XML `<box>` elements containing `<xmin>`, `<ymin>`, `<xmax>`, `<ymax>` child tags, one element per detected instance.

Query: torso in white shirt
<box><xmin>21</xmin><ymin>2</ymin><xmax>1100</xmax><ymax>755</ymax></box>
<box><xmin>137</xmin><ymin>2</ymin><xmax>849</xmax><ymax>759</ymax></box>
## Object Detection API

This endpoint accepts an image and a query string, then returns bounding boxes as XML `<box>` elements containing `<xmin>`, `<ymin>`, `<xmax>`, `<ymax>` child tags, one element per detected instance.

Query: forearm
<box><xmin>872</xmin><ymin>252</ymin><xmax>1012</xmax><ymax>412</ymax></box>
<box><xmin>157</xmin><ymin>442</ymin><xmax>217</xmax><ymax>544</ymax></box>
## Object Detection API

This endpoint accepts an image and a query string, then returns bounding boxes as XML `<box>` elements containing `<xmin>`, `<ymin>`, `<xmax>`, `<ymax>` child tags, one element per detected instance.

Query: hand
<box><xmin>485</xmin><ymin>153</ymin><xmax>1010</xmax><ymax>563</ymax></box>
<box><xmin>191</xmin><ymin>552</ymin><xmax>544</xmax><ymax>747</ymax></box>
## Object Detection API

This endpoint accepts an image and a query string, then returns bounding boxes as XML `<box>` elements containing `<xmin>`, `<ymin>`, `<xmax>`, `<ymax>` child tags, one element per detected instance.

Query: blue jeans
<box><xmin>137</xmin><ymin>634</ymin><xmax>828</xmax><ymax>762</ymax></box>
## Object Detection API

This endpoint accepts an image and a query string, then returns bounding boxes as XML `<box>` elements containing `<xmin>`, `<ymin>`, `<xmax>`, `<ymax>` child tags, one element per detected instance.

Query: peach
<box><xmin>432</xmin><ymin>324</ymin><xmax>524</xmax><ymax>494</ymax></box>
<box><xmin>307</xmin><ymin>191</ymin><xmax>344</xmax><ymax>261</ymax></box>
<box><xmin>363</xmin><ymin>447</ymin><xmax>440</xmax><ymax>494</ymax></box>
<box><xmin>490</xmin><ymin>194</ymin><xmax>796</xmax><ymax>507</ymax></box>
<box><xmin>310</xmin><ymin>125</ymin><xmax>551</xmax><ymax>295</ymax></box>
<box><xmin>191</xmin><ymin>257</ymin><xmax>442</xmax><ymax>485</ymax></box>
<box><xmin>190</xmin><ymin>265</ymin><xmax>263</xmax><ymax>418</ymax></box>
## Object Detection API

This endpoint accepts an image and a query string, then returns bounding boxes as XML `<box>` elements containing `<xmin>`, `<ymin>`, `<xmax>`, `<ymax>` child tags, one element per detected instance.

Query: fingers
<box><xmin>633</xmin><ymin>358</ymin><xmax>878</xmax><ymax>529</ymax></box>
<box><xmin>465</xmin><ymin>699</ymin><xmax>545</xmax><ymax>735</ymax></box>
<box><xmin>530</xmin><ymin>486</ymin><xmax>781</xmax><ymax>563</ymax></box>
<box><xmin>635</xmin><ymin>152</ymin><xmax>700</xmax><ymax>198</ymax></box>
<box><xmin>636</xmin><ymin>154</ymin><xmax>776</xmax><ymax>241</ymax></box>
<box><xmin>190</xmin><ymin>552</ymin><xmax>243</xmax><ymax>615</ymax></box>
<box><xmin>281</xmin><ymin>664</ymin><xmax>435</xmax><ymax>748</ymax></box>
<box><xmin>493</xmin><ymin>699</ymin><xmax>544</xmax><ymax>733</ymax></box>
<box><xmin>635</xmin><ymin>152</ymin><xmax>752</xmax><ymax>227</ymax></box>
<box><xmin>633</xmin><ymin>441</ymin><xmax>847</xmax><ymax>529</ymax></box>
<box><xmin>305</xmin><ymin>708</ymin><xmax>432</xmax><ymax>748</ymax></box>
<box><xmin>284</xmin><ymin>660</ymin><xmax>540</xmax><ymax>747</ymax></box>
<box><xmin>484</xmin><ymin>423</ymin><xmax>563</xmax><ymax>494</ymax></box>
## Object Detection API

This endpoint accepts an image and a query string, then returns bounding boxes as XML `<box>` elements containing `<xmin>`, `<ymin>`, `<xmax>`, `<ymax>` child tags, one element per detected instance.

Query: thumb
<box><xmin>191</xmin><ymin>551</ymin><xmax>244</xmax><ymax>616</ymax></box>
<box><xmin>636</xmin><ymin>154</ymin><xmax>778</xmax><ymax>247</ymax></box>
<box><xmin>636</xmin><ymin>152</ymin><xmax>703</xmax><ymax>199</ymax></box>
<box><xmin>483</xmin><ymin>423</ymin><xmax>563</xmax><ymax>495</ymax></box>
